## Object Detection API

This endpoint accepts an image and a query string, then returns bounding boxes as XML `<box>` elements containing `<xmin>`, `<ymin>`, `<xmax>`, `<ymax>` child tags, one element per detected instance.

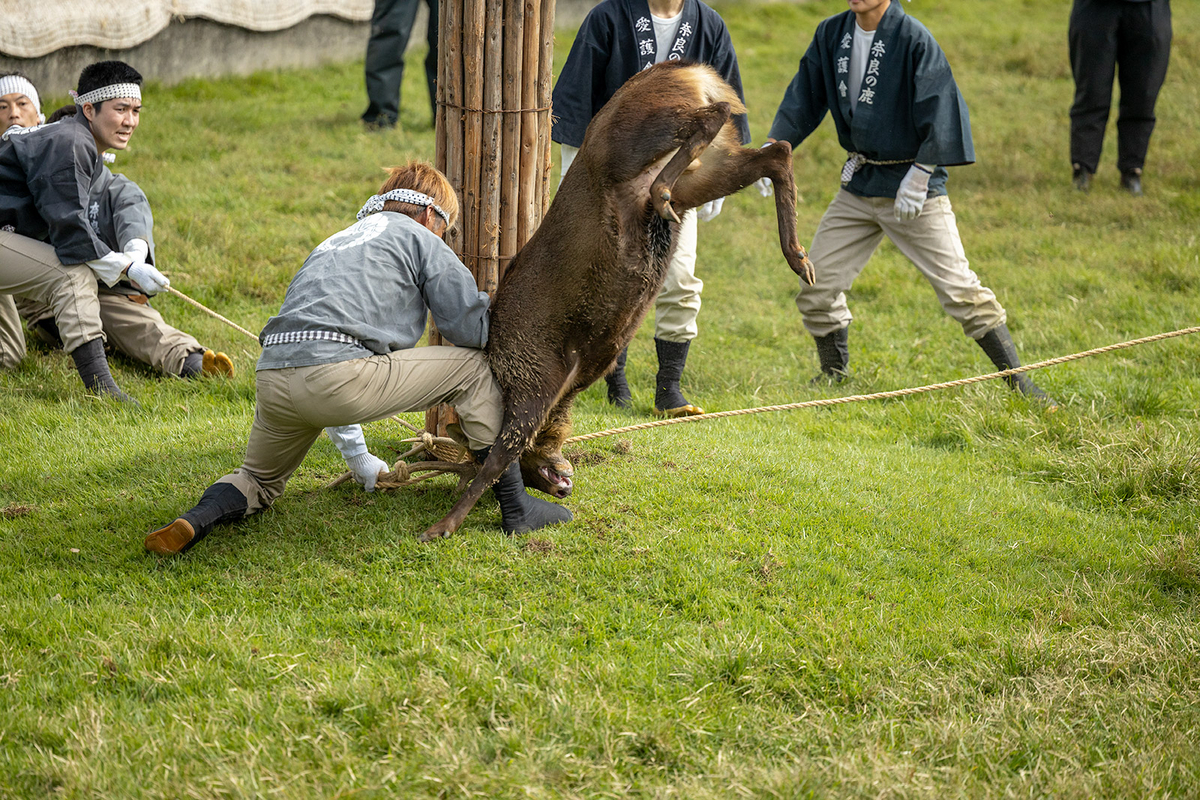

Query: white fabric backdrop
<box><xmin>1</xmin><ymin>0</ymin><xmax>375</xmax><ymax>58</ymax></box>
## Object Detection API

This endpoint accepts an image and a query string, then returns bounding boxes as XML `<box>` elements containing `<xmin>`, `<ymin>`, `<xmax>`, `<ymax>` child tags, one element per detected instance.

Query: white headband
<box><xmin>357</xmin><ymin>189</ymin><xmax>451</xmax><ymax>226</ymax></box>
<box><xmin>0</xmin><ymin>75</ymin><xmax>44</xmax><ymax>124</ymax></box>
<box><xmin>71</xmin><ymin>83</ymin><xmax>141</xmax><ymax>107</ymax></box>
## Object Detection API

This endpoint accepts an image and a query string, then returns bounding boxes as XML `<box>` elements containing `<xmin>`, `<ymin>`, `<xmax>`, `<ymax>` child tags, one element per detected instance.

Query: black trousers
<box><xmin>1069</xmin><ymin>0</ymin><xmax>1171</xmax><ymax>174</ymax></box>
<box><xmin>363</xmin><ymin>0</ymin><xmax>439</xmax><ymax>124</ymax></box>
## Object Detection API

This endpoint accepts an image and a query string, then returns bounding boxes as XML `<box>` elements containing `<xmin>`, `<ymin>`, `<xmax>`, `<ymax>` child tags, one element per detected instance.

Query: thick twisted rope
<box><xmin>563</xmin><ymin>325</ymin><xmax>1200</xmax><ymax>444</ymax></box>
<box><xmin>167</xmin><ymin>286</ymin><xmax>260</xmax><ymax>343</ymax></box>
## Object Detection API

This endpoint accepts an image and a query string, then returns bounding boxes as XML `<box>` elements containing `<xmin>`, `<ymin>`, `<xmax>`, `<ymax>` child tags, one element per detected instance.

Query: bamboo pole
<box><xmin>537</xmin><ymin>0</ymin><xmax>556</xmax><ymax>216</ymax></box>
<box><xmin>517</xmin><ymin>0</ymin><xmax>542</xmax><ymax>245</ymax></box>
<box><xmin>462</xmin><ymin>0</ymin><xmax>485</xmax><ymax>285</ymax></box>
<box><xmin>478</xmin><ymin>0</ymin><xmax>504</xmax><ymax>295</ymax></box>
<box><xmin>499</xmin><ymin>0</ymin><xmax>524</xmax><ymax>280</ymax></box>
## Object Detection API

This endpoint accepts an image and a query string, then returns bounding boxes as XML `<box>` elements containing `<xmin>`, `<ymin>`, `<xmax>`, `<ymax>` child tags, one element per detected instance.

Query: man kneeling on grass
<box><xmin>1</xmin><ymin>67</ymin><xmax>233</xmax><ymax>381</ymax></box>
<box><xmin>144</xmin><ymin>162</ymin><xmax>571</xmax><ymax>554</ymax></box>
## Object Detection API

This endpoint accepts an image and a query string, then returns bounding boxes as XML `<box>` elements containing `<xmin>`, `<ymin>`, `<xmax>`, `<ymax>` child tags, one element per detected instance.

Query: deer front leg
<box><xmin>649</xmin><ymin>102</ymin><xmax>733</xmax><ymax>223</ymax></box>
<box><xmin>670</xmin><ymin>139</ymin><xmax>815</xmax><ymax>285</ymax></box>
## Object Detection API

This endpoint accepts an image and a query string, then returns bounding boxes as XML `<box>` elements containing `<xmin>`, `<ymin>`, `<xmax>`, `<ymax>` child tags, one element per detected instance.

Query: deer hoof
<box><xmin>418</xmin><ymin>527</ymin><xmax>453</xmax><ymax>543</ymax></box>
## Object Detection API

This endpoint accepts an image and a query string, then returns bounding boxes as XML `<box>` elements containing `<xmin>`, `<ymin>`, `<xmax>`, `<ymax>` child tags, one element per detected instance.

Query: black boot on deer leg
<box><xmin>144</xmin><ymin>482</ymin><xmax>249</xmax><ymax>555</ymax></box>
<box><xmin>653</xmin><ymin>338</ymin><xmax>704</xmax><ymax>417</ymax></box>
<box><xmin>473</xmin><ymin>448</ymin><xmax>572</xmax><ymax>535</ymax></box>
<box><xmin>605</xmin><ymin>347</ymin><xmax>632</xmax><ymax>409</ymax></box>
<box><xmin>811</xmin><ymin>326</ymin><xmax>849</xmax><ymax>384</ymax></box>
<box><xmin>975</xmin><ymin>323</ymin><xmax>1057</xmax><ymax>409</ymax></box>
<box><xmin>69</xmin><ymin>337</ymin><xmax>137</xmax><ymax>405</ymax></box>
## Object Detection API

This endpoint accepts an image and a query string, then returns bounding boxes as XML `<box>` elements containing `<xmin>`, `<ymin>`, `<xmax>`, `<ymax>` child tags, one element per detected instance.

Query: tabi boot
<box><xmin>975</xmin><ymin>323</ymin><xmax>1057</xmax><ymax>410</ymax></box>
<box><xmin>144</xmin><ymin>482</ymin><xmax>249</xmax><ymax>555</ymax></box>
<box><xmin>69</xmin><ymin>337</ymin><xmax>137</xmax><ymax>405</ymax></box>
<box><xmin>652</xmin><ymin>338</ymin><xmax>704</xmax><ymax>417</ymax></box>
<box><xmin>1071</xmin><ymin>163</ymin><xmax>1092</xmax><ymax>192</ymax></box>
<box><xmin>811</xmin><ymin>327</ymin><xmax>849</xmax><ymax>384</ymax></box>
<box><xmin>604</xmin><ymin>347</ymin><xmax>632</xmax><ymax>409</ymax></box>
<box><xmin>1120</xmin><ymin>168</ymin><xmax>1143</xmax><ymax>197</ymax></box>
<box><xmin>474</xmin><ymin>448</ymin><xmax>572</xmax><ymax>535</ymax></box>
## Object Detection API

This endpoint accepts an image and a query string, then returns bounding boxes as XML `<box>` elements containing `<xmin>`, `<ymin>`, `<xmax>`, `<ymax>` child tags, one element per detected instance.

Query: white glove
<box><xmin>126</xmin><ymin>261</ymin><xmax>170</xmax><ymax>295</ymax></box>
<box><xmin>755</xmin><ymin>141</ymin><xmax>775</xmax><ymax>197</ymax></box>
<box><xmin>346</xmin><ymin>452</ymin><xmax>389</xmax><ymax>492</ymax></box>
<box><xmin>894</xmin><ymin>163</ymin><xmax>934</xmax><ymax>221</ymax></box>
<box><xmin>696</xmin><ymin>196</ymin><xmax>724</xmax><ymax>222</ymax></box>
<box><xmin>558</xmin><ymin>144</ymin><xmax>579</xmax><ymax>191</ymax></box>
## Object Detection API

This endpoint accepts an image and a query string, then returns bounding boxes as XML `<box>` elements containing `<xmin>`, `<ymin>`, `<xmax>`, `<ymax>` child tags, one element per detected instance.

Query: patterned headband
<box><xmin>357</xmin><ymin>189</ymin><xmax>451</xmax><ymax>226</ymax></box>
<box><xmin>71</xmin><ymin>83</ymin><xmax>142</xmax><ymax>107</ymax></box>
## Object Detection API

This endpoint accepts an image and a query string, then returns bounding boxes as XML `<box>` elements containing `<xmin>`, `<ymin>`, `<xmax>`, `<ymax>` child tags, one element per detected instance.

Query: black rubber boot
<box><xmin>144</xmin><ymin>482</ymin><xmax>249</xmax><ymax>555</ymax></box>
<box><xmin>975</xmin><ymin>323</ymin><xmax>1057</xmax><ymax>408</ymax></box>
<box><xmin>180</xmin><ymin>350</ymin><xmax>204</xmax><ymax>378</ymax></box>
<box><xmin>653</xmin><ymin>338</ymin><xmax>703</xmax><ymax>417</ymax></box>
<box><xmin>812</xmin><ymin>327</ymin><xmax>849</xmax><ymax>384</ymax></box>
<box><xmin>605</xmin><ymin>347</ymin><xmax>632</xmax><ymax>408</ymax></box>
<box><xmin>474</xmin><ymin>448</ymin><xmax>572</xmax><ymax>535</ymax></box>
<box><xmin>69</xmin><ymin>337</ymin><xmax>137</xmax><ymax>404</ymax></box>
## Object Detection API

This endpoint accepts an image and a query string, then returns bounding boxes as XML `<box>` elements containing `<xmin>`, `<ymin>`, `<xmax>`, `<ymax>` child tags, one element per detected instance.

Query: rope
<box><xmin>167</xmin><ymin>286</ymin><xmax>260</xmax><ymax>343</ymax></box>
<box><xmin>563</xmin><ymin>325</ymin><xmax>1200</xmax><ymax>444</ymax></box>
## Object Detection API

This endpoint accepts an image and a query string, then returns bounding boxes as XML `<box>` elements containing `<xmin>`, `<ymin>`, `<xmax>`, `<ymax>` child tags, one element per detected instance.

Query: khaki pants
<box><xmin>218</xmin><ymin>346</ymin><xmax>503</xmax><ymax>514</ymax></box>
<box><xmin>17</xmin><ymin>292</ymin><xmax>203</xmax><ymax>376</ymax></box>
<box><xmin>654</xmin><ymin>208</ymin><xmax>703</xmax><ymax>343</ymax></box>
<box><xmin>797</xmin><ymin>191</ymin><xmax>1006</xmax><ymax>340</ymax></box>
<box><xmin>0</xmin><ymin>295</ymin><xmax>25</xmax><ymax>369</ymax></box>
<box><xmin>0</xmin><ymin>230</ymin><xmax>104</xmax><ymax>354</ymax></box>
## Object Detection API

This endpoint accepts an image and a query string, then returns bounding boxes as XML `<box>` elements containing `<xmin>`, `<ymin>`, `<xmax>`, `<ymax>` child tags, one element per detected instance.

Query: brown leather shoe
<box><xmin>144</xmin><ymin>519</ymin><xmax>195</xmax><ymax>555</ymax></box>
<box><xmin>201</xmin><ymin>350</ymin><xmax>234</xmax><ymax>378</ymax></box>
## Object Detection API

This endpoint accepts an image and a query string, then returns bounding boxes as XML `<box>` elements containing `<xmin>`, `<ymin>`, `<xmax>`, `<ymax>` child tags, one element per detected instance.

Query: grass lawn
<box><xmin>2</xmin><ymin>0</ymin><xmax>1199</xmax><ymax>796</ymax></box>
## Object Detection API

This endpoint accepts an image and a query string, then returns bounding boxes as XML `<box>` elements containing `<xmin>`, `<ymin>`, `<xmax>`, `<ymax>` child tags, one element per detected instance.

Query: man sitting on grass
<box><xmin>0</xmin><ymin>62</ymin><xmax>167</xmax><ymax>402</ymax></box>
<box><xmin>0</xmin><ymin>68</ymin><xmax>233</xmax><ymax>381</ymax></box>
<box><xmin>144</xmin><ymin>162</ymin><xmax>571</xmax><ymax>555</ymax></box>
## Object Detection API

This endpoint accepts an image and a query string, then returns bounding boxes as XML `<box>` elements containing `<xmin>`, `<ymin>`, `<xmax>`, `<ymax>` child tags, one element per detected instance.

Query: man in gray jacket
<box><xmin>145</xmin><ymin>162</ymin><xmax>571</xmax><ymax>555</ymax></box>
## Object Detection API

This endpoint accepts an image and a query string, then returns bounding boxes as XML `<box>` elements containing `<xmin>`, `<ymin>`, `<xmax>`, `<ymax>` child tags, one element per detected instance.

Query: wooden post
<box><xmin>430</xmin><ymin>0</ymin><xmax>555</xmax><ymax>441</ymax></box>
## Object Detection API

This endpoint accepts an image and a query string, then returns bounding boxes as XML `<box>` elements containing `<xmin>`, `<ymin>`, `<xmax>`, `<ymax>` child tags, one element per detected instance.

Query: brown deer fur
<box><xmin>420</xmin><ymin>60</ymin><xmax>814</xmax><ymax>541</ymax></box>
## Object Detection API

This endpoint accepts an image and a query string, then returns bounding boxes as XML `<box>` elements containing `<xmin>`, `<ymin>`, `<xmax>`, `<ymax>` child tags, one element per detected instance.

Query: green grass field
<box><xmin>2</xmin><ymin>0</ymin><xmax>1199</xmax><ymax>796</ymax></box>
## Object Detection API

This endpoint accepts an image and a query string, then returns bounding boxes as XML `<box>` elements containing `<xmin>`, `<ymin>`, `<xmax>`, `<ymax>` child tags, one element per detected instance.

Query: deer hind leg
<box><xmin>670</xmin><ymin>138</ymin><xmax>814</xmax><ymax>285</ymax></box>
<box><xmin>520</xmin><ymin>387</ymin><xmax>582</xmax><ymax>499</ymax></box>
<box><xmin>419</xmin><ymin>360</ymin><xmax>580</xmax><ymax>542</ymax></box>
<box><xmin>649</xmin><ymin>102</ymin><xmax>733</xmax><ymax>224</ymax></box>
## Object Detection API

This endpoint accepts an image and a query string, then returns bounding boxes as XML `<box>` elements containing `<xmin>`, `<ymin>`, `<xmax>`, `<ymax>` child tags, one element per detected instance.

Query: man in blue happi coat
<box><xmin>552</xmin><ymin>0</ymin><xmax>749</xmax><ymax>418</ymax></box>
<box><xmin>765</xmin><ymin>0</ymin><xmax>1053</xmax><ymax>404</ymax></box>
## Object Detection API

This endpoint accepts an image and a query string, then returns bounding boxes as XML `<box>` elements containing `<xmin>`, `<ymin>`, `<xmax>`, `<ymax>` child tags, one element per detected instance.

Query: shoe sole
<box><xmin>145</xmin><ymin>519</ymin><xmax>195</xmax><ymax>554</ymax></box>
<box><xmin>653</xmin><ymin>404</ymin><xmax>705</xmax><ymax>418</ymax></box>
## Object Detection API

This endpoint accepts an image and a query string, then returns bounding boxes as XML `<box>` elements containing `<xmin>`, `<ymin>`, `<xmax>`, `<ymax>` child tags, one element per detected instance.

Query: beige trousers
<box><xmin>218</xmin><ymin>346</ymin><xmax>503</xmax><ymax>514</ymax></box>
<box><xmin>0</xmin><ymin>295</ymin><xmax>25</xmax><ymax>369</ymax></box>
<box><xmin>0</xmin><ymin>230</ymin><xmax>104</xmax><ymax>355</ymax></box>
<box><xmin>16</xmin><ymin>292</ymin><xmax>203</xmax><ymax>376</ymax></box>
<box><xmin>654</xmin><ymin>208</ymin><xmax>703</xmax><ymax>343</ymax></box>
<box><xmin>797</xmin><ymin>191</ymin><xmax>1006</xmax><ymax>339</ymax></box>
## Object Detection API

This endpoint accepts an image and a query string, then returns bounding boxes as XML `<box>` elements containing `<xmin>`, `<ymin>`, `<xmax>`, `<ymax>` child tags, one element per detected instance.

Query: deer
<box><xmin>419</xmin><ymin>59</ymin><xmax>814</xmax><ymax>542</ymax></box>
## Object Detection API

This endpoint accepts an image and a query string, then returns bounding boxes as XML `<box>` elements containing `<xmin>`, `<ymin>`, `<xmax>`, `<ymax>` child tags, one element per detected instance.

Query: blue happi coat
<box><xmin>768</xmin><ymin>2</ymin><xmax>973</xmax><ymax>198</ymax></box>
<box><xmin>551</xmin><ymin>0</ymin><xmax>750</xmax><ymax>148</ymax></box>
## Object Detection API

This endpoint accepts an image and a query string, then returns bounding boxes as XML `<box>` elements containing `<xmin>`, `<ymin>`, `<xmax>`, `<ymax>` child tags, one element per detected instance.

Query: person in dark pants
<box><xmin>362</xmin><ymin>0</ymin><xmax>439</xmax><ymax>129</ymax></box>
<box><xmin>1069</xmin><ymin>0</ymin><xmax>1172</xmax><ymax>196</ymax></box>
